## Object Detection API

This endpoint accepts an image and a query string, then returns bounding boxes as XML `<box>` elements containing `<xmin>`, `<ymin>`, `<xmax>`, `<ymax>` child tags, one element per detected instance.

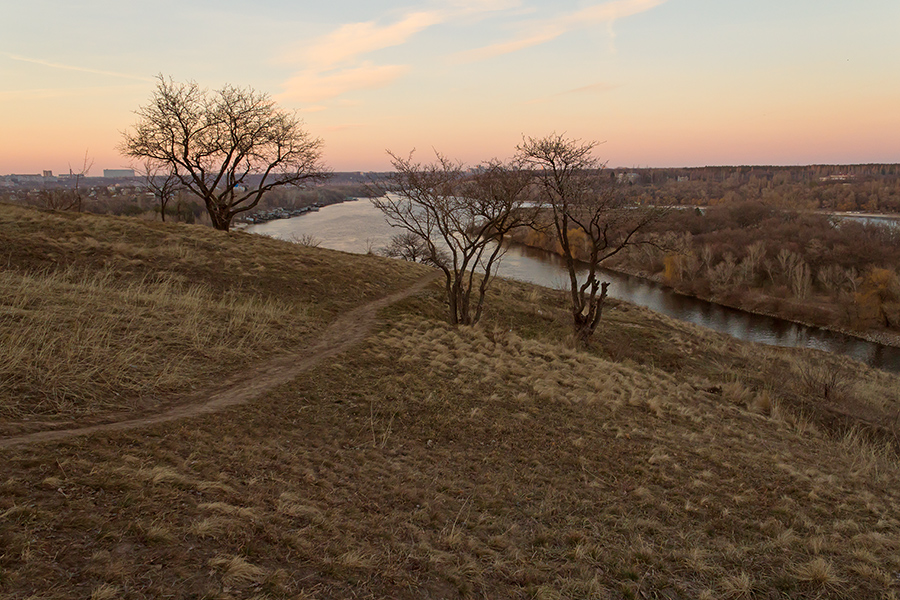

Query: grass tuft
<box><xmin>209</xmin><ymin>555</ymin><xmax>269</xmax><ymax>589</ymax></box>
<box><xmin>794</xmin><ymin>557</ymin><xmax>844</xmax><ymax>589</ymax></box>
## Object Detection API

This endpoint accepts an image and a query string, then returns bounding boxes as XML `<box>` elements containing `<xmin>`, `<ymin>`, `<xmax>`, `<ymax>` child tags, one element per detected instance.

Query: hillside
<box><xmin>1</xmin><ymin>204</ymin><xmax>899</xmax><ymax>599</ymax></box>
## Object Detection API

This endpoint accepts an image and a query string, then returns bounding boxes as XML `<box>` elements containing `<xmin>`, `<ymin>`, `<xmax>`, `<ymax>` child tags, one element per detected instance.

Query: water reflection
<box><xmin>247</xmin><ymin>200</ymin><xmax>900</xmax><ymax>373</ymax></box>
<box><xmin>835</xmin><ymin>214</ymin><xmax>900</xmax><ymax>229</ymax></box>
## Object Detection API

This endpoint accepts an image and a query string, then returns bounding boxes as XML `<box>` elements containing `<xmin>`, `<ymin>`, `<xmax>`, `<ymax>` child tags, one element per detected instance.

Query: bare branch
<box><xmin>372</xmin><ymin>151</ymin><xmax>536</xmax><ymax>326</ymax></box>
<box><xmin>121</xmin><ymin>75</ymin><xmax>329</xmax><ymax>231</ymax></box>
<box><xmin>517</xmin><ymin>133</ymin><xmax>661</xmax><ymax>345</ymax></box>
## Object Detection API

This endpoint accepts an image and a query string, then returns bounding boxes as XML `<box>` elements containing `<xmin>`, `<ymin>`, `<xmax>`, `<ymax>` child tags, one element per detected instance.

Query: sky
<box><xmin>2</xmin><ymin>0</ymin><xmax>899</xmax><ymax>175</ymax></box>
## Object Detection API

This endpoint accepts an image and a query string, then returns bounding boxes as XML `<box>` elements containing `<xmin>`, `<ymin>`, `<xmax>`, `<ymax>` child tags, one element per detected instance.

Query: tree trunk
<box><xmin>209</xmin><ymin>207</ymin><xmax>231</xmax><ymax>231</ymax></box>
<box><xmin>573</xmin><ymin>281</ymin><xmax>609</xmax><ymax>346</ymax></box>
<box><xmin>444</xmin><ymin>270</ymin><xmax>459</xmax><ymax>325</ymax></box>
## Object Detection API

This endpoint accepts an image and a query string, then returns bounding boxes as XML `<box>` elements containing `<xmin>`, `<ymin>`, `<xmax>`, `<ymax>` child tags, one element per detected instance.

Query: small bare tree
<box><xmin>39</xmin><ymin>152</ymin><xmax>93</xmax><ymax>212</ymax></box>
<box><xmin>373</xmin><ymin>152</ymin><xmax>536</xmax><ymax>326</ymax></box>
<box><xmin>738</xmin><ymin>241</ymin><xmax>766</xmax><ymax>285</ymax></box>
<box><xmin>122</xmin><ymin>76</ymin><xmax>329</xmax><ymax>231</ymax></box>
<box><xmin>140</xmin><ymin>162</ymin><xmax>181</xmax><ymax>222</ymax></box>
<box><xmin>382</xmin><ymin>232</ymin><xmax>446</xmax><ymax>265</ymax></box>
<box><xmin>517</xmin><ymin>133</ymin><xmax>659</xmax><ymax>345</ymax></box>
<box><xmin>38</xmin><ymin>188</ymin><xmax>81</xmax><ymax>212</ymax></box>
<box><xmin>290</xmin><ymin>233</ymin><xmax>322</xmax><ymax>247</ymax></box>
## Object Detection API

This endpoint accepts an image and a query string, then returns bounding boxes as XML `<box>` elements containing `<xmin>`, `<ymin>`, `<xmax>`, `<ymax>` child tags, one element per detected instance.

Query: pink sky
<box><xmin>3</xmin><ymin>0</ymin><xmax>899</xmax><ymax>175</ymax></box>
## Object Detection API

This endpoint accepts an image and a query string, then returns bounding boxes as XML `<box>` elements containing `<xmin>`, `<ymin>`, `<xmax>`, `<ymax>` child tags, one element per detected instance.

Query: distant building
<box><xmin>103</xmin><ymin>169</ymin><xmax>135</xmax><ymax>178</ymax></box>
<box><xmin>42</xmin><ymin>170</ymin><xmax>53</xmax><ymax>177</ymax></box>
<box><xmin>10</xmin><ymin>174</ymin><xmax>44</xmax><ymax>183</ymax></box>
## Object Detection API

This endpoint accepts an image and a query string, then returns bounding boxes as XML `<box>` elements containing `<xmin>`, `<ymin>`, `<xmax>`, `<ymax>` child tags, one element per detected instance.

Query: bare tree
<box><xmin>382</xmin><ymin>232</ymin><xmax>446</xmax><ymax>265</ymax></box>
<box><xmin>121</xmin><ymin>76</ymin><xmax>329</xmax><ymax>231</ymax></box>
<box><xmin>38</xmin><ymin>188</ymin><xmax>80</xmax><ymax>212</ymax></box>
<box><xmin>290</xmin><ymin>233</ymin><xmax>322</xmax><ymax>247</ymax></box>
<box><xmin>517</xmin><ymin>133</ymin><xmax>659</xmax><ymax>345</ymax></box>
<box><xmin>140</xmin><ymin>162</ymin><xmax>181</xmax><ymax>222</ymax></box>
<box><xmin>39</xmin><ymin>152</ymin><xmax>93</xmax><ymax>212</ymax></box>
<box><xmin>373</xmin><ymin>152</ymin><xmax>536</xmax><ymax>326</ymax></box>
<box><xmin>738</xmin><ymin>241</ymin><xmax>766</xmax><ymax>285</ymax></box>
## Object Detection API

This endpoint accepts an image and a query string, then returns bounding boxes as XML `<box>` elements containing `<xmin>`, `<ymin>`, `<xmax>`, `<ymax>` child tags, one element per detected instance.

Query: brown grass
<box><xmin>1</xmin><ymin>205</ymin><xmax>900</xmax><ymax>599</ymax></box>
<box><xmin>0</xmin><ymin>266</ymin><xmax>311</xmax><ymax>421</ymax></box>
<box><xmin>0</xmin><ymin>203</ymin><xmax>429</xmax><ymax>429</ymax></box>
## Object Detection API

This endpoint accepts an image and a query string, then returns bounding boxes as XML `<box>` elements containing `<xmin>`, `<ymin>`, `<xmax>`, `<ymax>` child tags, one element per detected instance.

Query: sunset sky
<box><xmin>2</xmin><ymin>0</ymin><xmax>899</xmax><ymax>175</ymax></box>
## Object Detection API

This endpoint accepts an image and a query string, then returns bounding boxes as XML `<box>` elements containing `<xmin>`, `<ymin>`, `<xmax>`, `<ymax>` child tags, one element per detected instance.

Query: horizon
<box><xmin>5</xmin><ymin>161</ymin><xmax>900</xmax><ymax>180</ymax></box>
<box><xmin>3</xmin><ymin>1</ymin><xmax>899</xmax><ymax>175</ymax></box>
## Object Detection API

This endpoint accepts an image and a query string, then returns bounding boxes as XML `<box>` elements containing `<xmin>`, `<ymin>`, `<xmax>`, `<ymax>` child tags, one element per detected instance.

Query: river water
<box><xmin>247</xmin><ymin>200</ymin><xmax>900</xmax><ymax>373</ymax></box>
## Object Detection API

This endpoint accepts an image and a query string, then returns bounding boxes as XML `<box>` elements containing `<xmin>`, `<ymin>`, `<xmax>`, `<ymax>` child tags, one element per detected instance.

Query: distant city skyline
<box><xmin>2</xmin><ymin>0</ymin><xmax>899</xmax><ymax>175</ymax></box>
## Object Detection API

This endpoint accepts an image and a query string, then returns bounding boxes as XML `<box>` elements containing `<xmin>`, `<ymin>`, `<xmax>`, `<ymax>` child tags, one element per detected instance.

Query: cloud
<box><xmin>0</xmin><ymin>85</ymin><xmax>147</xmax><ymax>101</ymax></box>
<box><xmin>279</xmin><ymin>63</ymin><xmax>410</xmax><ymax>103</ymax></box>
<box><xmin>443</xmin><ymin>0</ymin><xmax>524</xmax><ymax>18</ymax></box>
<box><xmin>526</xmin><ymin>81</ymin><xmax>620</xmax><ymax>104</ymax></box>
<box><xmin>561</xmin><ymin>81</ymin><xmax>620</xmax><ymax>95</ymax></box>
<box><xmin>279</xmin><ymin>2</ymin><xmax>522</xmax><ymax>103</ymax></box>
<box><xmin>291</xmin><ymin>2</ymin><xmax>522</xmax><ymax>70</ymax></box>
<box><xmin>454</xmin><ymin>0</ymin><xmax>667</xmax><ymax>63</ymax></box>
<box><xmin>322</xmin><ymin>123</ymin><xmax>364</xmax><ymax>132</ymax></box>
<box><xmin>301</xmin><ymin>11</ymin><xmax>443</xmax><ymax>71</ymax></box>
<box><xmin>2</xmin><ymin>52</ymin><xmax>154</xmax><ymax>82</ymax></box>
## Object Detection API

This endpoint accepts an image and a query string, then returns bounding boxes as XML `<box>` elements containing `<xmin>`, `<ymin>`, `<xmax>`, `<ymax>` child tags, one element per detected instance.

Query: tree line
<box><xmin>613</xmin><ymin>169</ymin><xmax>900</xmax><ymax>214</ymax></box>
<box><xmin>601</xmin><ymin>203</ymin><xmax>900</xmax><ymax>333</ymax></box>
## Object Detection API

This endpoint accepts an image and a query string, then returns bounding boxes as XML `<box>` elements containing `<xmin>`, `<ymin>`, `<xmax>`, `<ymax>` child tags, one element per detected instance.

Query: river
<box><xmin>246</xmin><ymin>199</ymin><xmax>900</xmax><ymax>373</ymax></box>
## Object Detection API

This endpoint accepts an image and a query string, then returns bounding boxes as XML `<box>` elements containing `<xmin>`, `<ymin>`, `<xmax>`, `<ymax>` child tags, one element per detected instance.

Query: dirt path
<box><xmin>0</xmin><ymin>273</ymin><xmax>439</xmax><ymax>449</ymax></box>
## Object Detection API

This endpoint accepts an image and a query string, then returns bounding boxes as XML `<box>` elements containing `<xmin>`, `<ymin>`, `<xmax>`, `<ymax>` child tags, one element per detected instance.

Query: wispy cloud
<box><xmin>300</xmin><ymin>11</ymin><xmax>443</xmax><ymax>71</ymax></box>
<box><xmin>2</xmin><ymin>52</ymin><xmax>154</xmax><ymax>82</ymax></box>
<box><xmin>280</xmin><ymin>63</ymin><xmax>411</xmax><ymax>104</ymax></box>
<box><xmin>561</xmin><ymin>81</ymin><xmax>620</xmax><ymax>95</ymax></box>
<box><xmin>0</xmin><ymin>84</ymin><xmax>147</xmax><ymax>101</ymax></box>
<box><xmin>527</xmin><ymin>81</ymin><xmax>620</xmax><ymax>104</ymax></box>
<box><xmin>279</xmin><ymin>1</ymin><xmax>521</xmax><ymax>103</ymax></box>
<box><xmin>322</xmin><ymin>123</ymin><xmax>364</xmax><ymax>133</ymax></box>
<box><xmin>454</xmin><ymin>0</ymin><xmax>667</xmax><ymax>63</ymax></box>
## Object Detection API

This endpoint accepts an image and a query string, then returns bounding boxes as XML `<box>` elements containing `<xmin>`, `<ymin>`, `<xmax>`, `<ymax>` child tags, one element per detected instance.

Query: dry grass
<box><xmin>2</xmin><ymin>205</ymin><xmax>900</xmax><ymax>599</ymax></box>
<box><xmin>0</xmin><ymin>203</ymin><xmax>430</xmax><ymax>427</ymax></box>
<box><xmin>0</xmin><ymin>266</ymin><xmax>311</xmax><ymax>420</ymax></box>
<box><xmin>209</xmin><ymin>555</ymin><xmax>270</xmax><ymax>589</ymax></box>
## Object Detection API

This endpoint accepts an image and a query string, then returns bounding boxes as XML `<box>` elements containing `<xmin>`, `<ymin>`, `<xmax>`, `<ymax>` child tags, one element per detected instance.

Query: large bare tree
<box><xmin>517</xmin><ymin>133</ymin><xmax>659</xmax><ymax>345</ymax></box>
<box><xmin>373</xmin><ymin>152</ymin><xmax>536</xmax><ymax>326</ymax></box>
<box><xmin>121</xmin><ymin>76</ymin><xmax>328</xmax><ymax>231</ymax></box>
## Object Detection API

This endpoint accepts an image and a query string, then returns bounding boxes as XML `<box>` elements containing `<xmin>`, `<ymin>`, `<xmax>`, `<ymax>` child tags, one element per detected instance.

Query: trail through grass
<box><xmin>1</xmin><ymin>204</ymin><xmax>900</xmax><ymax>599</ymax></box>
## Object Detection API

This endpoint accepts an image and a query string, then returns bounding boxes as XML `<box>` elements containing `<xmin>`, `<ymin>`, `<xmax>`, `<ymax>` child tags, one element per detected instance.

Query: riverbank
<box><xmin>507</xmin><ymin>231</ymin><xmax>900</xmax><ymax>351</ymax></box>
<box><xmin>608</xmin><ymin>261</ymin><xmax>900</xmax><ymax>350</ymax></box>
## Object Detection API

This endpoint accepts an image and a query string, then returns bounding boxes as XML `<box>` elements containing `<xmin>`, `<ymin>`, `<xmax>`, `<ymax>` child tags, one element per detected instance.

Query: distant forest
<box><xmin>4</xmin><ymin>165</ymin><xmax>900</xmax><ymax>223</ymax></box>
<box><xmin>608</xmin><ymin>164</ymin><xmax>900</xmax><ymax>213</ymax></box>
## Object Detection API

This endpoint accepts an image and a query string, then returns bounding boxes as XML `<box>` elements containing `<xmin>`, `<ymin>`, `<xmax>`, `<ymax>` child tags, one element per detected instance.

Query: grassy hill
<box><xmin>1</xmin><ymin>204</ymin><xmax>899</xmax><ymax>599</ymax></box>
